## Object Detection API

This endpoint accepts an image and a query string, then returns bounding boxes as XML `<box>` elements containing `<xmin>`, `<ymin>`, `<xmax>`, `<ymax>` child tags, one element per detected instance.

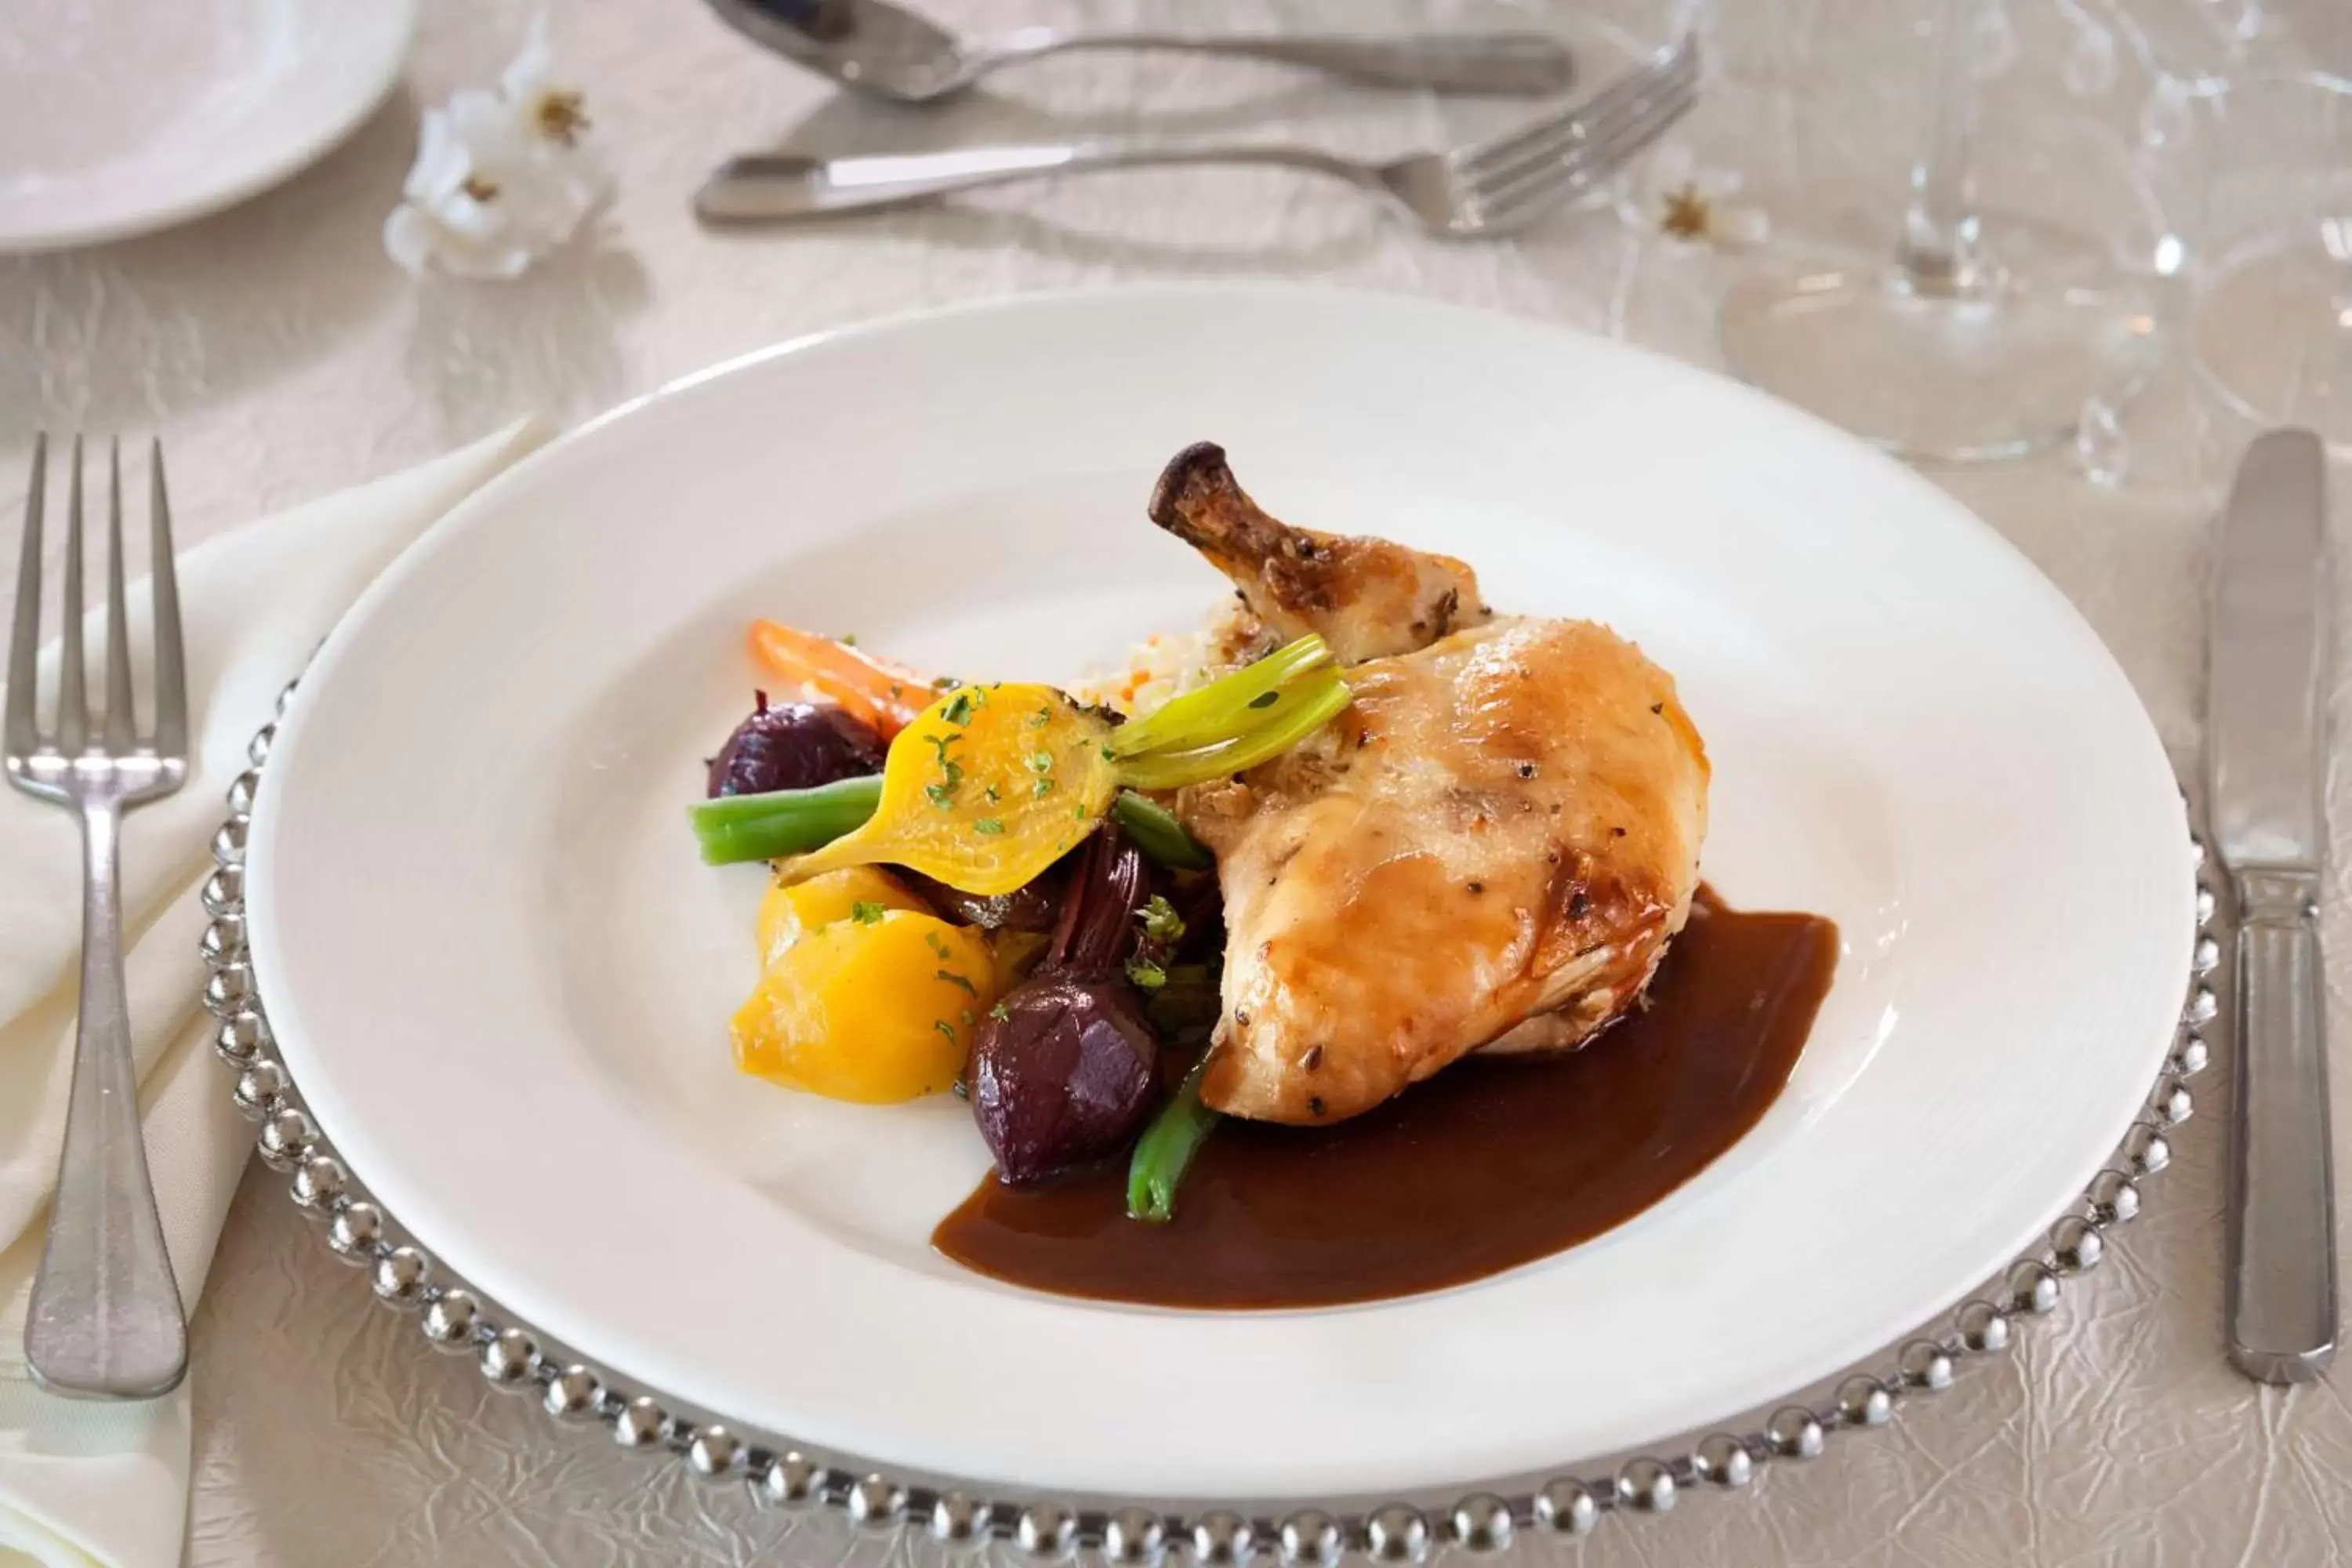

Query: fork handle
<box><xmin>695</xmin><ymin>142</ymin><xmax>1368</xmax><ymax>222</ymax></box>
<box><xmin>24</xmin><ymin>799</ymin><xmax>187</xmax><ymax>1400</ymax></box>
<box><xmin>979</xmin><ymin>29</ymin><xmax>1576</xmax><ymax>95</ymax></box>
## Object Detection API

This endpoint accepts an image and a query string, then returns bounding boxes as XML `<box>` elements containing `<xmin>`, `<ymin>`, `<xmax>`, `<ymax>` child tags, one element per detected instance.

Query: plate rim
<box><xmin>213</xmin><ymin>682</ymin><xmax>2209</xmax><ymax>1534</ymax></box>
<box><xmin>245</xmin><ymin>282</ymin><xmax>2201</xmax><ymax>1497</ymax></box>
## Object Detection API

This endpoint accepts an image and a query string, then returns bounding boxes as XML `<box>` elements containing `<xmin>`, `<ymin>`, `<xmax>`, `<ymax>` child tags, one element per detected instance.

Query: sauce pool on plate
<box><xmin>933</xmin><ymin>885</ymin><xmax>1838</xmax><ymax>1308</ymax></box>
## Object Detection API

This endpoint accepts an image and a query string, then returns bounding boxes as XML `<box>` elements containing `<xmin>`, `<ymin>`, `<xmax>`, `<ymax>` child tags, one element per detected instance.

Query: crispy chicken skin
<box><xmin>1149</xmin><ymin>442</ymin><xmax>1490</xmax><ymax>666</ymax></box>
<box><xmin>1150</xmin><ymin>447</ymin><xmax>1710</xmax><ymax>1127</ymax></box>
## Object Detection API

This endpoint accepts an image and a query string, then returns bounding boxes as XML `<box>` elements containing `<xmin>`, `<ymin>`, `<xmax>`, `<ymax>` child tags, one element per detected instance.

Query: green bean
<box><xmin>1126</xmin><ymin>1056</ymin><xmax>1221</xmax><ymax>1223</ymax></box>
<box><xmin>688</xmin><ymin>775</ymin><xmax>884</xmax><ymax>865</ymax></box>
<box><xmin>1143</xmin><ymin>964</ymin><xmax>1221</xmax><ymax>1038</ymax></box>
<box><xmin>1109</xmin><ymin>790</ymin><xmax>1214</xmax><ymax>870</ymax></box>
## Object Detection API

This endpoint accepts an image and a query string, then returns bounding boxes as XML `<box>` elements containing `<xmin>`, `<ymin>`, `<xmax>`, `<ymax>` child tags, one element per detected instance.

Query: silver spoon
<box><xmin>703</xmin><ymin>0</ymin><xmax>1577</xmax><ymax>103</ymax></box>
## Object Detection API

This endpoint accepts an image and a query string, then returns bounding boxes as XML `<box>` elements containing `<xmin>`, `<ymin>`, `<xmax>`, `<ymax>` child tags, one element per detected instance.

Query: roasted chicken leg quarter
<box><xmin>1150</xmin><ymin>445</ymin><xmax>1710</xmax><ymax>1126</ymax></box>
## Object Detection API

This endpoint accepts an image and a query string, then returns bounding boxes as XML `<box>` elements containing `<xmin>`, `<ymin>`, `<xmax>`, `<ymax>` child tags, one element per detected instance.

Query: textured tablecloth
<box><xmin>5</xmin><ymin>0</ymin><xmax>2351</xmax><ymax>1562</ymax></box>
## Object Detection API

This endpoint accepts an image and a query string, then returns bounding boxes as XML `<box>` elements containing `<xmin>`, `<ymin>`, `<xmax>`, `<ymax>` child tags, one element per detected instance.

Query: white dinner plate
<box><xmin>0</xmin><ymin>0</ymin><xmax>415</xmax><ymax>252</ymax></box>
<box><xmin>250</xmin><ymin>286</ymin><xmax>2194</xmax><ymax>1500</ymax></box>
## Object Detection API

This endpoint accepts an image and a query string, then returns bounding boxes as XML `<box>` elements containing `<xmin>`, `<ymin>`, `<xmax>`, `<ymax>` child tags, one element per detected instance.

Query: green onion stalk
<box><xmin>1107</xmin><ymin>635</ymin><xmax>1332</xmax><ymax>757</ymax></box>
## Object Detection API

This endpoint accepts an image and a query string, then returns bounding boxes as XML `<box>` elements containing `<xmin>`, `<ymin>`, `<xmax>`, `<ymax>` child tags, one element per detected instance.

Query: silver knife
<box><xmin>2209</xmin><ymin>427</ymin><xmax>2336</xmax><ymax>1385</ymax></box>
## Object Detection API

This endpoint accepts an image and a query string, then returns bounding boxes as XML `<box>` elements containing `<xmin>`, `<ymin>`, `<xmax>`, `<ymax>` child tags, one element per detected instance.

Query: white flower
<box><xmin>383</xmin><ymin>18</ymin><xmax>609</xmax><ymax>280</ymax></box>
<box><xmin>1623</xmin><ymin>143</ymin><xmax>1769</xmax><ymax>252</ymax></box>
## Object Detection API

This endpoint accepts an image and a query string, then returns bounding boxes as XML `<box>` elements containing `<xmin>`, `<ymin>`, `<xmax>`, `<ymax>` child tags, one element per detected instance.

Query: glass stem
<box><xmin>1896</xmin><ymin>0</ymin><xmax>1985</xmax><ymax>295</ymax></box>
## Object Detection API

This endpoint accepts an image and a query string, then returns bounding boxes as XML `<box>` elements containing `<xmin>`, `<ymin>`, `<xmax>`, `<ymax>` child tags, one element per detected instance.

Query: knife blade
<box><xmin>2207</xmin><ymin>427</ymin><xmax>2336</xmax><ymax>1385</ymax></box>
<box><xmin>2211</xmin><ymin>430</ymin><xmax>2330</xmax><ymax>871</ymax></box>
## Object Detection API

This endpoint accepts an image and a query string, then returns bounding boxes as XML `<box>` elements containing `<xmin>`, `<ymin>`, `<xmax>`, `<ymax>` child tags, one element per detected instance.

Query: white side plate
<box><xmin>250</xmin><ymin>287</ymin><xmax>2193</xmax><ymax>1499</ymax></box>
<box><xmin>0</xmin><ymin>0</ymin><xmax>415</xmax><ymax>252</ymax></box>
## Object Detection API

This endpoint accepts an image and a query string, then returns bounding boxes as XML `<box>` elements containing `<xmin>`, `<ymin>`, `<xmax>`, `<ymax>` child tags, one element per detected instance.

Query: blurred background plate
<box><xmin>0</xmin><ymin>0</ymin><xmax>416</xmax><ymax>252</ymax></box>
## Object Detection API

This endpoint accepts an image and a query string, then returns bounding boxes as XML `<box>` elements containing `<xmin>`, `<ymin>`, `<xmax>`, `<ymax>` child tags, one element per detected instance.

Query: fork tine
<box><xmin>103</xmin><ymin>438</ymin><xmax>135</xmax><ymax>753</ymax></box>
<box><xmin>1472</xmin><ymin>75</ymin><xmax>1697</xmax><ymax>232</ymax></box>
<box><xmin>1475</xmin><ymin>87</ymin><xmax>1693</xmax><ymax>234</ymax></box>
<box><xmin>1459</xmin><ymin>33</ymin><xmax>1697</xmax><ymax>181</ymax></box>
<box><xmin>1461</xmin><ymin>37</ymin><xmax>1699</xmax><ymax>195</ymax></box>
<box><xmin>56</xmin><ymin>436</ymin><xmax>87</xmax><ymax>755</ymax></box>
<box><xmin>148</xmin><ymin>440</ymin><xmax>187</xmax><ymax>759</ymax></box>
<box><xmin>5</xmin><ymin>435</ymin><xmax>46</xmax><ymax>757</ymax></box>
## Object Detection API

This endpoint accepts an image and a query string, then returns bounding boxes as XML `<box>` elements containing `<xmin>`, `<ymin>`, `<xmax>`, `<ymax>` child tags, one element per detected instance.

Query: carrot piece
<box><xmin>748</xmin><ymin>621</ymin><xmax>931</xmax><ymax>736</ymax></box>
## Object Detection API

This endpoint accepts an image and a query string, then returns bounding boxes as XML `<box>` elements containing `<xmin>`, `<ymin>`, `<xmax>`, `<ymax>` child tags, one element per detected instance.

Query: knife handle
<box><xmin>2227</xmin><ymin>869</ymin><xmax>2339</xmax><ymax>1383</ymax></box>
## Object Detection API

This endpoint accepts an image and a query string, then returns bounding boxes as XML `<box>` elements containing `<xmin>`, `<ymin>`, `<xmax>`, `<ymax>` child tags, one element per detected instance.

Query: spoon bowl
<box><xmin>702</xmin><ymin>0</ymin><xmax>1577</xmax><ymax>104</ymax></box>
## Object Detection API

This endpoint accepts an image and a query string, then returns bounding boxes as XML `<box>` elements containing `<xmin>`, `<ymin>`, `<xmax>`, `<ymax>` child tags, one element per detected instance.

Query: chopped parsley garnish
<box><xmin>837</xmin><ymin>633</ymin><xmax>856</xmax><ymax>646</ymax></box>
<box><xmin>932</xmin><ymin>675</ymin><xmax>958</xmax><ymax>690</ymax></box>
<box><xmin>989</xmin><ymin>1001</ymin><xmax>1011</xmax><ymax>1022</ymax></box>
<box><xmin>1030</xmin><ymin>706</ymin><xmax>1054</xmax><ymax>728</ymax></box>
<box><xmin>940</xmin><ymin>692</ymin><xmax>976</xmax><ymax>727</ymax></box>
<box><xmin>974</xmin><ymin>818</ymin><xmax>1006</xmax><ymax>836</ymax></box>
<box><xmin>924</xmin><ymin>747</ymin><xmax>965</xmax><ymax>810</ymax></box>
<box><xmin>960</xmin><ymin>1008</ymin><xmax>975</xmax><ymax>1025</ymax></box>
<box><xmin>850</xmin><ymin>900</ymin><xmax>887</xmax><ymax>926</ymax></box>
<box><xmin>934</xmin><ymin>1020</ymin><xmax>958</xmax><ymax>1045</ymax></box>
<box><xmin>1139</xmin><ymin>895</ymin><xmax>1185</xmax><ymax>946</ymax></box>
<box><xmin>983</xmin><ymin>783</ymin><xmax>1001</xmax><ymax>804</ymax></box>
<box><xmin>937</xmin><ymin>969</ymin><xmax>978</xmax><ymax>997</ymax></box>
<box><xmin>1028</xmin><ymin>751</ymin><xmax>1054</xmax><ymax>774</ymax></box>
<box><xmin>1033</xmin><ymin>779</ymin><xmax>1054</xmax><ymax>799</ymax></box>
<box><xmin>1099</xmin><ymin>745</ymin><xmax>1116</xmax><ymax>761</ymax></box>
<box><xmin>924</xmin><ymin>931</ymin><xmax>953</xmax><ymax>960</ymax></box>
<box><xmin>1125</xmin><ymin>957</ymin><xmax>1168</xmax><ymax>992</ymax></box>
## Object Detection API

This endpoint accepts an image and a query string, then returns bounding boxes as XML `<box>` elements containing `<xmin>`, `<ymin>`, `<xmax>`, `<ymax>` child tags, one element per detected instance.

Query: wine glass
<box><xmin>1717</xmin><ymin>0</ymin><xmax>2165</xmax><ymax>463</ymax></box>
<box><xmin>2188</xmin><ymin>71</ymin><xmax>2352</xmax><ymax>452</ymax></box>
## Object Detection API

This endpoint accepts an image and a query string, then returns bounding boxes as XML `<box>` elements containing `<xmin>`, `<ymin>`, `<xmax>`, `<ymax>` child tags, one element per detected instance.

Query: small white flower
<box><xmin>1624</xmin><ymin>143</ymin><xmax>1769</xmax><ymax>252</ymax></box>
<box><xmin>383</xmin><ymin>17</ymin><xmax>609</xmax><ymax>280</ymax></box>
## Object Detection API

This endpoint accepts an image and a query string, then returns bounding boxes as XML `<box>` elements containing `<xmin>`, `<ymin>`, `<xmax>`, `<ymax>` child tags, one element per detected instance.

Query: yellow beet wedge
<box><xmin>731</xmin><ymin>910</ymin><xmax>999</xmax><ymax>1103</ymax></box>
<box><xmin>754</xmin><ymin>866</ymin><xmax>929</xmax><ymax>967</ymax></box>
<box><xmin>781</xmin><ymin>683</ymin><xmax>1122</xmax><ymax>898</ymax></box>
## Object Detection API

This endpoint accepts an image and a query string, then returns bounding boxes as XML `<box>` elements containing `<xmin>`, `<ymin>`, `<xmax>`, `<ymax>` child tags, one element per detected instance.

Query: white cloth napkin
<box><xmin>0</xmin><ymin>420</ymin><xmax>550</xmax><ymax>1568</ymax></box>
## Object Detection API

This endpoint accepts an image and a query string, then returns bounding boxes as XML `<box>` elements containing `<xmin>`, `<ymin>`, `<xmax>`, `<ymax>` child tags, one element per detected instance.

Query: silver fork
<box><xmin>695</xmin><ymin>32</ymin><xmax>1699</xmax><ymax>235</ymax></box>
<box><xmin>8</xmin><ymin>435</ymin><xmax>189</xmax><ymax>1400</ymax></box>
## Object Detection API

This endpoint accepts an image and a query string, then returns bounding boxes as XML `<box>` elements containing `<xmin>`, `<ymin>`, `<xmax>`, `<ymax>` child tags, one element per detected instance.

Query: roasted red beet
<box><xmin>706</xmin><ymin>695</ymin><xmax>887</xmax><ymax>798</ymax></box>
<box><xmin>1044</xmin><ymin>829</ymin><xmax>1149</xmax><ymax>971</ymax></box>
<box><xmin>971</xmin><ymin>976</ymin><xmax>1160</xmax><ymax>1185</ymax></box>
<box><xmin>967</xmin><ymin>828</ymin><xmax>1162</xmax><ymax>1183</ymax></box>
<box><xmin>901</xmin><ymin>865</ymin><xmax>1067</xmax><ymax>933</ymax></box>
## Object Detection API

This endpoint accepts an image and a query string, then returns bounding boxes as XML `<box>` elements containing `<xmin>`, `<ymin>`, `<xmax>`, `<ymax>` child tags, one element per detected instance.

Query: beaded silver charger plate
<box><xmin>201</xmin><ymin>680</ymin><xmax>2220</xmax><ymax>1562</ymax></box>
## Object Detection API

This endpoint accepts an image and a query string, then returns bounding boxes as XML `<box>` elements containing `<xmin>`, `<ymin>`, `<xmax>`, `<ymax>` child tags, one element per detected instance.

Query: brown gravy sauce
<box><xmin>932</xmin><ymin>886</ymin><xmax>1838</xmax><ymax>1309</ymax></box>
